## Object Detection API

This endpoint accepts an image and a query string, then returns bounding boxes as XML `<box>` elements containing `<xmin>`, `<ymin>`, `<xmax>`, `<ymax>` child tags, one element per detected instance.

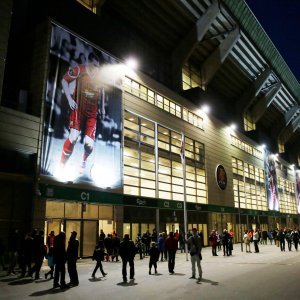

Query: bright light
<box><xmin>53</xmin><ymin>164</ymin><xmax>78</xmax><ymax>183</ymax></box>
<box><xmin>261</xmin><ymin>144</ymin><xmax>266</xmax><ymax>149</ymax></box>
<box><xmin>201</xmin><ymin>104</ymin><xmax>210</xmax><ymax>114</ymax></box>
<box><xmin>125</xmin><ymin>57</ymin><xmax>138</xmax><ymax>70</ymax></box>
<box><xmin>230</xmin><ymin>123</ymin><xmax>237</xmax><ymax>130</ymax></box>
<box><xmin>291</xmin><ymin>164</ymin><xmax>295</xmax><ymax>169</ymax></box>
<box><xmin>90</xmin><ymin>163</ymin><xmax>120</xmax><ymax>189</ymax></box>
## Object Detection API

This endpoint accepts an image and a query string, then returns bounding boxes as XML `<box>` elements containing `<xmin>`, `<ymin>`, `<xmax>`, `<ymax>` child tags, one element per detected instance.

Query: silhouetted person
<box><xmin>67</xmin><ymin>231</ymin><xmax>79</xmax><ymax>286</ymax></box>
<box><xmin>91</xmin><ymin>240</ymin><xmax>107</xmax><ymax>278</ymax></box>
<box><xmin>30</xmin><ymin>230</ymin><xmax>45</xmax><ymax>280</ymax></box>
<box><xmin>119</xmin><ymin>234</ymin><xmax>136</xmax><ymax>283</ymax></box>
<box><xmin>165</xmin><ymin>231</ymin><xmax>178</xmax><ymax>274</ymax></box>
<box><xmin>45</xmin><ymin>231</ymin><xmax>55</xmax><ymax>279</ymax></box>
<box><xmin>7</xmin><ymin>228</ymin><xmax>20</xmax><ymax>275</ymax></box>
<box><xmin>53</xmin><ymin>231</ymin><xmax>68</xmax><ymax>289</ymax></box>
<box><xmin>19</xmin><ymin>232</ymin><xmax>33</xmax><ymax>277</ymax></box>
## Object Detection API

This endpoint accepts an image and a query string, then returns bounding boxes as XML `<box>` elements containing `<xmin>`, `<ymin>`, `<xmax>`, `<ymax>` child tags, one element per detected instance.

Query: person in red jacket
<box><xmin>209</xmin><ymin>230</ymin><xmax>218</xmax><ymax>256</ymax></box>
<box><xmin>164</xmin><ymin>232</ymin><xmax>178</xmax><ymax>274</ymax></box>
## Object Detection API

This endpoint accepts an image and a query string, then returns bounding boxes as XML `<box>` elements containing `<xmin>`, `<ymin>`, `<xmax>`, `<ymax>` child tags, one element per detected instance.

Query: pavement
<box><xmin>1</xmin><ymin>243</ymin><xmax>300</xmax><ymax>300</ymax></box>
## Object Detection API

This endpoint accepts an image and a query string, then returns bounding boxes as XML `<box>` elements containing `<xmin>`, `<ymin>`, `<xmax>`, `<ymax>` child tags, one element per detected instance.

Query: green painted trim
<box><xmin>39</xmin><ymin>183</ymin><xmax>297</xmax><ymax>217</ymax></box>
<box><xmin>222</xmin><ymin>0</ymin><xmax>300</xmax><ymax>101</ymax></box>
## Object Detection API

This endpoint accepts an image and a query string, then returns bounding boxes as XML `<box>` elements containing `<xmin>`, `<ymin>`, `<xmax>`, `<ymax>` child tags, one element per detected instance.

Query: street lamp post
<box><xmin>237</xmin><ymin>183</ymin><xmax>243</xmax><ymax>252</ymax></box>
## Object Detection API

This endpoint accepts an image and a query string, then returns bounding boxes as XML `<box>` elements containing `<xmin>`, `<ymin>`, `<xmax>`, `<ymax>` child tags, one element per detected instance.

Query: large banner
<box><xmin>296</xmin><ymin>171</ymin><xmax>300</xmax><ymax>213</ymax></box>
<box><xmin>41</xmin><ymin>24</ymin><xmax>122</xmax><ymax>190</ymax></box>
<box><xmin>264</xmin><ymin>152</ymin><xmax>280</xmax><ymax>211</ymax></box>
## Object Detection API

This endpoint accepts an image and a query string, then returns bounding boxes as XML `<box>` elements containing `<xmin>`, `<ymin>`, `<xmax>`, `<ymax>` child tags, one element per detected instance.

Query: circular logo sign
<box><xmin>216</xmin><ymin>165</ymin><xmax>227</xmax><ymax>190</ymax></box>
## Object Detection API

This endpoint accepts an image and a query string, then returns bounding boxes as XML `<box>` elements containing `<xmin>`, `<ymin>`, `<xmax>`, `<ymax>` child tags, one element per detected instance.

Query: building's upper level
<box><xmin>1</xmin><ymin>0</ymin><xmax>299</xmax><ymax>167</ymax></box>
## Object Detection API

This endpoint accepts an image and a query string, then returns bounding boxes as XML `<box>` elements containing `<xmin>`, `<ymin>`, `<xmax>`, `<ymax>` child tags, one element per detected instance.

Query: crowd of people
<box><xmin>242</xmin><ymin>228</ymin><xmax>300</xmax><ymax>253</ymax></box>
<box><xmin>0</xmin><ymin>227</ymin><xmax>204</xmax><ymax>287</ymax></box>
<box><xmin>1</xmin><ymin>226</ymin><xmax>299</xmax><ymax>289</ymax></box>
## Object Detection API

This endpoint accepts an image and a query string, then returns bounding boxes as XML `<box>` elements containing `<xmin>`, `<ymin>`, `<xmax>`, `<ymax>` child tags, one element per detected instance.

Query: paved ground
<box><xmin>1</xmin><ymin>243</ymin><xmax>300</xmax><ymax>300</ymax></box>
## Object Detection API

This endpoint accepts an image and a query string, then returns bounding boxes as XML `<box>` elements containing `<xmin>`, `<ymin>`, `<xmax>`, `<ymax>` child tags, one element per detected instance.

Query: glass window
<box><xmin>46</xmin><ymin>201</ymin><xmax>64</xmax><ymax>218</ymax></box>
<box><xmin>65</xmin><ymin>202</ymin><xmax>81</xmax><ymax>218</ymax></box>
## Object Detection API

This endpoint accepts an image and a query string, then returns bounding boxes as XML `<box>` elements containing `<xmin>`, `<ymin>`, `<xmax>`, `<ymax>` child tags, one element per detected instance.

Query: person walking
<box><xmin>91</xmin><ymin>240</ymin><xmax>107</xmax><ymax>278</ymax></box>
<box><xmin>278</xmin><ymin>229</ymin><xmax>286</xmax><ymax>251</ymax></box>
<box><xmin>253</xmin><ymin>229</ymin><xmax>260</xmax><ymax>253</ymax></box>
<box><xmin>164</xmin><ymin>231</ymin><xmax>178</xmax><ymax>274</ymax></box>
<box><xmin>135</xmin><ymin>233</ymin><xmax>143</xmax><ymax>260</ymax></box>
<box><xmin>53</xmin><ymin>231</ymin><xmax>68</xmax><ymax>289</ymax></box>
<box><xmin>148</xmin><ymin>242</ymin><xmax>159</xmax><ymax>275</ymax></box>
<box><xmin>119</xmin><ymin>234</ymin><xmax>136</xmax><ymax>283</ymax></box>
<box><xmin>285</xmin><ymin>230</ymin><xmax>292</xmax><ymax>251</ymax></box>
<box><xmin>158</xmin><ymin>233</ymin><xmax>165</xmax><ymax>261</ymax></box>
<box><xmin>67</xmin><ymin>231</ymin><xmax>79</xmax><ymax>287</ymax></box>
<box><xmin>292</xmin><ymin>228</ymin><xmax>299</xmax><ymax>251</ymax></box>
<box><xmin>186</xmin><ymin>228</ymin><xmax>202</xmax><ymax>281</ymax></box>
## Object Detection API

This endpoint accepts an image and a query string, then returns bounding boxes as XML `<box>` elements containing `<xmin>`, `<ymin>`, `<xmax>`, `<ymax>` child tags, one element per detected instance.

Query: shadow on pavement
<box><xmin>8</xmin><ymin>278</ymin><xmax>34</xmax><ymax>285</ymax></box>
<box><xmin>88</xmin><ymin>277</ymin><xmax>103</xmax><ymax>282</ymax></box>
<box><xmin>171</xmin><ymin>272</ymin><xmax>185</xmax><ymax>276</ymax></box>
<box><xmin>1</xmin><ymin>277</ymin><xmax>21</xmax><ymax>283</ymax></box>
<box><xmin>200</xmin><ymin>278</ymin><xmax>219</xmax><ymax>285</ymax></box>
<box><xmin>117</xmin><ymin>280</ymin><xmax>138</xmax><ymax>287</ymax></box>
<box><xmin>29</xmin><ymin>287</ymin><xmax>69</xmax><ymax>296</ymax></box>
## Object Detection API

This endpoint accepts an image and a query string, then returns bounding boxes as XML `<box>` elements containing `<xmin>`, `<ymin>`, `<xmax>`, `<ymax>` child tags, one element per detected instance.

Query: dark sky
<box><xmin>245</xmin><ymin>0</ymin><xmax>300</xmax><ymax>82</ymax></box>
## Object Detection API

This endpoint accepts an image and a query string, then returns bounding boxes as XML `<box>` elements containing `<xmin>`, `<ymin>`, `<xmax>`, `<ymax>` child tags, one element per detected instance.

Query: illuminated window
<box><xmin>244</xmin><ymin>113</ymin><xmax>256</xmax><ymax>131</ymax></box>
<box><xmin>231</xmin><ymin>135</ymin><xmax>262</xmax><ymax>159</ymax></box>
<box><xmin>182</xmin><ymin>62</ymin><xmax>202</xmax><ymax>90</ymax></box>
<box><xmin>232</xmin><ymin>157</ymin><xmax>266</xmax><ymax>210</ymax></box>
<box><xmin>77</xmin><ymin>0</ymin><xmax>96</xmax><ymax>13</ymax></box>
<box><xmin>278</xmin><ymin>143</ymin><xmax>285</xmax><ymax>154</ymax></box>
<box><xmin>124</xmin><ymin>111</ymin><xmax>207</xmax><ymax>204</ymax></box>
<box><xmin>277</xmin><ymin>177</ymin><xmax>296</xmax><ymax>214</ymax></box>
<box><xmin>123</xmin><ymin>77</ymin><xmax>202</xmax><ymax>130</ymax></box>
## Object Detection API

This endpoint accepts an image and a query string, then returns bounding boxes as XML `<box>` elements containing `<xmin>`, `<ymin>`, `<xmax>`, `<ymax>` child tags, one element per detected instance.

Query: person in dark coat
<box><xmin>7</xmin><ymin>228</ymin><xmax>20</xmax><ymax>275</ymax></box>
<box><xmin>0</xmin><ymin>237</ymin><xmax>6</xmax><ymax>271</ymax></box>
<box><xmin>119</xmin><ymin>234</ymin><xmax>136</xmax><ymax>283</ymax></box>
<box><xmin>53</xmin><ymin>231</ymin><xmax>68</xmax><ymax>289</ymax></box>
<box><xmin>29</xmin><ymin>230</ymin><xmax>46</xmax><ymax>280</ymax></box>
<box><xmin>222</xmin><ymin>229</ymin><xmax>229</xmax><ymax>256</ymax></box>
<box><xmin>104</xmin><ymin>234</ymin><xmax>113</xmax><ymax>262</ymax></box>
<box><xmin>164</xmin><ymin>231</ymin><xmax>178</xmax><ymax>274</ymax></box>
<box><xmin>148</xmin><ymin>242</ymin><xmax>159</xmax><ymax>275</ymax></box>
<box><xmin>67</xmin><ymin>231</ymin><xmax>79</xmax><ymax>286</ymax></box>
<box><xmin>91</xmin><ymin>240</ymin><xmax>107</xmax><ymax>278</ymax></box>
<box><xmin>19</xmin><ymin>232</ymin><xmax>33</xmax><ymax>277</ymax></box>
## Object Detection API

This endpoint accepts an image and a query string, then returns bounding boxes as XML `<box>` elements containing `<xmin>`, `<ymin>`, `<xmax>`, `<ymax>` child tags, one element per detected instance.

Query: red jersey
<box><xmin>64</xmin><ymin>64</ymin><xmax>103</xmax><ymax>139</ymax></box>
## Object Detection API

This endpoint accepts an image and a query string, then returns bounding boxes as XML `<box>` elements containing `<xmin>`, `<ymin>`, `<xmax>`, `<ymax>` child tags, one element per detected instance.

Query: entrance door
<box><xmin>82</xmin><ymin>220</ymin><xmax>98</xmax><ymax>257</ymax></box>
<box><xmin>65</xmin><ymin>220</ymin><xmax>81</xmax><ymax>254</ymax></box>
<box><xmin>166</xmin><ymin>223</ymin><xmax>179</xmax><ymax>234</ymax></box>
<box><xmin>46</xmin><ymin>219</ymin><xmax>61</xmax><ymax>237</ymax></box>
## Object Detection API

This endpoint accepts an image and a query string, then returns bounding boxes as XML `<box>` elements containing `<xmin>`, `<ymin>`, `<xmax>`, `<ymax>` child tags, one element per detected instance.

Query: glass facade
<box><xmin>124</xmin><ymin>77</ymin><xmax>203</xmax><ymax>130</ymax></box>
<box><xmin>278</xmin><ymin>176</ymin><xmax>296</xmax><ymax>214</ymax></box>
<box><xmin>124</xmin><ymin>111</ymin><xmax>207</xmax><ymax>203</ymax></box>
<box><xmin>232</xmin><ymin>157</ymin><xmax>267</xmax><ymax>210</ymax></box>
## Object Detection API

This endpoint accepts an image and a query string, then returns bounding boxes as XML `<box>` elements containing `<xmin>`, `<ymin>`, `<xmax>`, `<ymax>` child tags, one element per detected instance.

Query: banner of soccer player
<box><xmin>264</xmin><ymin>151</ymin><xmax>280</xmax><ymax>211</ymax></box>
<box><xmin>41</xmin><ymin>24</ymin><xmax>122</xmax><ymax>190</ymax></box>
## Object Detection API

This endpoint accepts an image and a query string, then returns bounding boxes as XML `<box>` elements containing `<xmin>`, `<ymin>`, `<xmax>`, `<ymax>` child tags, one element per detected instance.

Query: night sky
<box><xmin>245</xmin><ymin>0</ymin><xmax>300</xmax><ymax>82</ymax></box>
